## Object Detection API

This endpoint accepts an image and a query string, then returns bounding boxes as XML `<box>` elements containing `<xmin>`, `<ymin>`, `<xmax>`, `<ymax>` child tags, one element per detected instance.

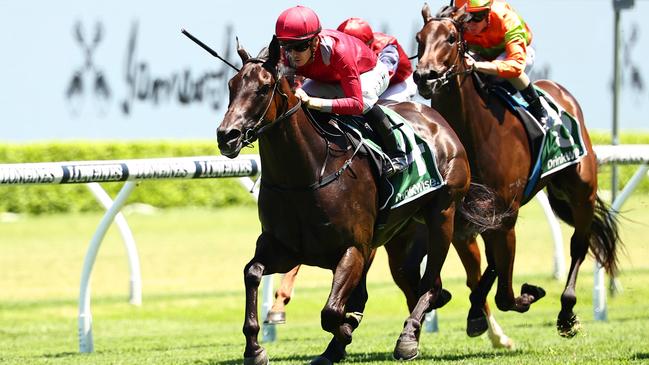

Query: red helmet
<box><xmin>337</xmin><ymin>17</ymin><xmax>373</xmax><ymax>44</ymax></box>
<box><xmin>275</xmin><ymin>5</ymin><xmax>322</xmax><ymax>42</ymax></box>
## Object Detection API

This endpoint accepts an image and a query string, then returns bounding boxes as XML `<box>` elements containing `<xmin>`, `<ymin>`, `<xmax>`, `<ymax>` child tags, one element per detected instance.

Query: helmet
<box><xmin>457</xmin><ymin>0</ymin><xmax>493</xmax><ymax>13</ymax></box>
<box><xmin>275</xmin><ymin>5</ymin><xmax>322</xmax><ymax>42</ymax></box>
<box><xmin>337</xmin><ymin>17</ymin><xmax>373</xmax><ymax>44</ymax></box>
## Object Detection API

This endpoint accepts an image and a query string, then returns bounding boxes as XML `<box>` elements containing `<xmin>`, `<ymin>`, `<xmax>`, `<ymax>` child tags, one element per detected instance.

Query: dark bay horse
<box><xmin>216</xmin><ymin>35</ymin><xmax>504</xmax><ymax>363</ymax></box>
<box><xmin>413</xmin><ymin>4</ymin><xmax>620</xmax><ymax>338</ymax></box>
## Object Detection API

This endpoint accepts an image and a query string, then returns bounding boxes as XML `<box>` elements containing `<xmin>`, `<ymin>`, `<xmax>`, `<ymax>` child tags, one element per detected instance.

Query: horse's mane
<box><xmin>436</xmin><ymin>5</ymin><xmax>457</xmax><ymax>18</ymax></box>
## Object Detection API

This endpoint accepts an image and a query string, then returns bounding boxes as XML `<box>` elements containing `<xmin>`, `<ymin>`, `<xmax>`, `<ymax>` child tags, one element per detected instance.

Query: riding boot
<box><xmin>520</xmin><ymin>83</ymin><xmax>549</xmax><ymax>125</ymax></box>
<box><xmin>365</xmin><ymin>105</ymin><xmax>408</xmax><ymax>177</ymax></box>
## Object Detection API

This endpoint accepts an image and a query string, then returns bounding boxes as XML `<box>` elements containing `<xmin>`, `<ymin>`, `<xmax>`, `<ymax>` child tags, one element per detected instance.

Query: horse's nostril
<box><xmin>413</xmin><ymin>71</ymin><xmax>421</xmax><ymax>84</ymax></box>
<box><xmin>217</xmin><ymin>128</ymin><xmax>242</xmax><ymax>145</ymax></box>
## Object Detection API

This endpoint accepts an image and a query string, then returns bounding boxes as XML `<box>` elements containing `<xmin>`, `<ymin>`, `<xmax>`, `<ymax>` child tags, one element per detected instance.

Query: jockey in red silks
<box><xmin>275</xmin><ymin>5</ymin><xmax>407</xmax><ymax>176</ymax></box>
<box><xmin>337</xmin><ymin>17</ymin><xmax>417</xmax><ymax>103</ymax></box>
<box><xmin>458</xmin><ymin>0</ymin><xmax>548</xmax><ymax>123</ymax></box>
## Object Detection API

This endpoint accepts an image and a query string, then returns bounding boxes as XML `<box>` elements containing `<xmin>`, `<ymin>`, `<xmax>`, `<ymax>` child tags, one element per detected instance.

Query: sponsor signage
<box><xmin>0</xmin><ymin>157</ymin><xmax>259</xmax><ymax>185</ymax></box>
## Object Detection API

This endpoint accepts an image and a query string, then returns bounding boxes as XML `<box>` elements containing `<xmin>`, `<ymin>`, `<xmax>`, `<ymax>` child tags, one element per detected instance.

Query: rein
<box><xmin>241</xmin><ymin>59</ymin><xmax>360</xmax><ymax>192</ymax></box>
<box><xmin>240</xmin><ymin>59</ymin><xmax>302</xmax><ymax>147</ymax></box>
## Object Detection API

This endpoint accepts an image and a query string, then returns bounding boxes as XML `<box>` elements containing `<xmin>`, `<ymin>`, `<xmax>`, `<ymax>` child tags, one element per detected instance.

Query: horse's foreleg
<box><xmin>484</xmin><ymin>227</ymin><xmax>545</xmax><ymax>313</ymax></box>
<box><xmin>321</xmin><ymin>246</ymin><xmax>366</xmax><ymax>344</ymax></box>
<box><xmin>243</xmin><ymin>235</ymin><xmax>298</xmax><ymax>365</ymax></box>
<box><xmin>243</xmin><ymin>259</ymin><xmax>267</xmax><ymax>365</ymax></box>
<box><xmin>454</xmin><ymin>237</ymin><xmax>513</xmax><ymax>349</ymax></box>
<box><xmin>266</xmin><ymin>264</ymin><xmax>301</xmax><ymax>325</ymax></box>
<box><xmin>394</xmin><ymin>203</ymin><xmax>454</xmax><ymax>361</ymax></box>
<box><xmin>317</xmin><ymin>251</ymin><xmax>375</xmax><ymax>365</ymax></box>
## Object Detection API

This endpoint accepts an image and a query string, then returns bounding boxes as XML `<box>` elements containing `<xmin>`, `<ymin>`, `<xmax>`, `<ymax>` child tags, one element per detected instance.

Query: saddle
<box><xmin>473</xmin><ymin>73</ymin><xmax>546</xmax><ymax>165</ymax></box>
<box><xmin>472</xmin><ymin>73</ymin><xmax>587</xmax><ymax>204</ymax></box>
<box><xmin>304</xmin><ymin>106</ymin><xmax>445</xmax><ymax>225</ymax></box>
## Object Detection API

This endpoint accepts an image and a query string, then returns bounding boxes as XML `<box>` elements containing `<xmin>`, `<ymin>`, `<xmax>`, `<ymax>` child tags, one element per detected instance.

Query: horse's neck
<box><xmin>258</xmin><ymin>110</ymin><xmax>325</xmax><ymax>187</ymax></box>
<box><xmin>435</xmin><ymin>73</ymin><xmax>491</xmax><ymax>169</ymax></box>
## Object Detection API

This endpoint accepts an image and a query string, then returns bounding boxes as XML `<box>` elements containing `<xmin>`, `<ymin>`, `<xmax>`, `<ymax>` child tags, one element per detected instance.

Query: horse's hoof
<box><xmin>264</xmin><ymin>311</ymin><xmax>286</xmax><ymax>325</ymax></box>
<box><xmin>393</xmin><ymin>339</ymin><xmax>419</xmax><ymax>361</ymax></box>
<box><xmin>557</xmin><ymin>313</ymin><xmax>581</xmax><ymax>338</ymax></box>
<box><xmin>489</xmin><ymin>334</ymin><xmax>515</xmax><ymax>350</ymax></box>
<box><xmin>466</xmin><ymin>315</ymin><xmax>488</xmax><ymax>337</ymax></box>
<box><xmin>244</xmin><ymin>349</ymin><xmax>269</xmax><ymax>365</ymax></box>
<box><xmin>521</xmin><ymin>283</ymin><xmax>546</xmax><ymax>304</ymax></box>
<box><xmin>432</xmin><ymin>289</ymin><xmax>452</xmax><ymax>309</ymax></box>
<box><xmin>310</xmin><ymin>355</ymin><xmax>334</xmax><ymax>365</ymax></box>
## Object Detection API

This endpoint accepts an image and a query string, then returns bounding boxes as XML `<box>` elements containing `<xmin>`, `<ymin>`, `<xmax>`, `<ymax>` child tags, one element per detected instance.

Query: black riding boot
<box><xmin>520</xmin><ymin>83</ymin><xmax>549</xmax><ymax>124</ymax></box>
<box><xmin>365</xmin><ymin>105</ymin><xmax>408</xmax><ymax>177</ymax></box>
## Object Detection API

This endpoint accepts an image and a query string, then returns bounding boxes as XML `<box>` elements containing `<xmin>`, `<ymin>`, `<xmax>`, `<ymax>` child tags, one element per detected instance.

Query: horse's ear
<box><xmin>267</xmin><ymin>35</ymin><xmax>280</xmax><ymax>67</ymax></box>
<box><xmin>422</xmin><ymin>3</ymin><xmax>433</xmax><ymax>23</ymax></box>
<box><xmin>453</xmin><ymin>5</ymin><xmax>471</xmax><ymax>24</ymax></box>
<box><xmin>236</xmin><ymin>37</ymin><xmax>250</xmax><ymax>63</ymax></box>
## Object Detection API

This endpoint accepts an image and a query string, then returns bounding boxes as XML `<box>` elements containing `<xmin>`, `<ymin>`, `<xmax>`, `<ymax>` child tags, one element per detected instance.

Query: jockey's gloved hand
<box><xmin>464</xmin><ymin>54</ymin><xmax>477</xmax><ymax>71</ymax></box>
<box><xmin>295</xmin><ymin>88</ymin><xmax>311</xmax><ymax>104</ymax></box>
<box><xmin>307</xmin><ymin>97</ymin><xmax>326</xmax><ymax>111</ymax></box>
<box><xmin>295</xmin><ymin>88</ymin><xmax>329</xmax><ymax>111</ymax></box>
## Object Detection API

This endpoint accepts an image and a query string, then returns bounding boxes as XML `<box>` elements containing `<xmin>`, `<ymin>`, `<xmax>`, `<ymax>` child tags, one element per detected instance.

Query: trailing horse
<box><xmin>216</xmin><ymin>36</ymin><xmax>505</xmax><ymax>363</ymax></box>
<box><xmin>413</xmin><ymin>4</ymin><xmax>621</xmax><ymax>338</ymax></box>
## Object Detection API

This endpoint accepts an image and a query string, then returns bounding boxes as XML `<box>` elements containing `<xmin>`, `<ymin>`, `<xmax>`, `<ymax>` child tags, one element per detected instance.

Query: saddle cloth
<box><xmin>488</xmin><ymin>83</ymin><xmax>588</xmax><ymax>204</ymax></box>
<box><xmin>308</xmin><ymin>105</ymin><xmax>445</xmax><ymax>210</ymax></box>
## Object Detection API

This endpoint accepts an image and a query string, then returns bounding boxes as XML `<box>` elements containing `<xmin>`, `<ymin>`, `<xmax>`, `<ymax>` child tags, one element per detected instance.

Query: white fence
<box><xmin>1</xmin><ymin>145</ymin><xmax>648</xmax><ymax>351</ymax></box>
<box><xmin>1</xmin><ymin>155</ymin><xmax>261</xmax><ymax>353</ymax></box>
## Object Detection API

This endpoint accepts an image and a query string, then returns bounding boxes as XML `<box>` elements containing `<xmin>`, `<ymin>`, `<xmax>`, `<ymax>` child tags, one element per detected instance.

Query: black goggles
<box><xmin>469</xmin><ymin>11</ymin><xmax>489</xmax><ymax>23</ymax></box>
<box><xmin>280</xmin><ymin>39</ymin><xmax>312</xmax><ymax>52</ymax></box>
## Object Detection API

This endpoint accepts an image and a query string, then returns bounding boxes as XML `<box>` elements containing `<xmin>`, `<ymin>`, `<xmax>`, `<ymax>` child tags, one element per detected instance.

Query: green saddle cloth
<box><xmin>355</xmin><ymin>105</ymin><xmax>445</xmax><ymax>210</ymax></box>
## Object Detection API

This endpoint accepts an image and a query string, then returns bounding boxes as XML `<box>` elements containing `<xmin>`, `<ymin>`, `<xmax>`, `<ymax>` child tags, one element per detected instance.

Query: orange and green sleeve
<box><xmin>465</xmin><ymin>1</ymin><xmax>533</xmax><ymax>78</ymax></box>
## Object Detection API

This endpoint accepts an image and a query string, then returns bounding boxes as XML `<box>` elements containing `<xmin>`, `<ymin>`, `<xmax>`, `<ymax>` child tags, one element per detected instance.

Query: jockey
<box><xmin>337</xmin><ymin>17</ymin><xmax>416</xmax><ymax>103</ymax></box>
<box><xmin>275</xmin><ymin>5</ymin><xmax>408</xmax><ymax>176</ymax></box>
<box><xmin>458</xmin><ymin>0</ymin><xmax>549</xmax><ymax>124</ymax></box>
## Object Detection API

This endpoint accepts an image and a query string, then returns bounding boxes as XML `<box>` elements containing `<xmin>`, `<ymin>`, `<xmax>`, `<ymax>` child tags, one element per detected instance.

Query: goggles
<box><xmin>469</xmin><ymin>11</ymin><xmax>489</xmax><ymax>23</ymax></box>
<box><xmin>280</xmin><ymin>39</ymin><xmax>312</xmax><ymax>52</ymax></box>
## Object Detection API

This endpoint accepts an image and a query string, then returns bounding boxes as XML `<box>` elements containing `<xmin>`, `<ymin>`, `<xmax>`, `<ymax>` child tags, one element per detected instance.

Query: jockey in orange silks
<box><xmin>276</xmin><ymin>5</ymin><xmax>407</xmax><ymax>175</ymax></box>
<box><xmin>337</xmin><ymin>17</ymin><xmax>416</xmax><ymax>103</ymax></box>
<box><xmin>458</xmin><ymin>0</ymin><xmax>548</xmax><ymax>123</ymax></box>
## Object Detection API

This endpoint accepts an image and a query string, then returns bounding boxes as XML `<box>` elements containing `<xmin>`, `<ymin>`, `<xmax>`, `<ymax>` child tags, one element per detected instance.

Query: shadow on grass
<box><xmin>198</xmin><ymin>349</ymin><xmax>524</xmax><ymax>365</ymax></box>
<box><xmin>632</xmin><ymin>352</ymin><xmax>649</xmax><ymax>360</ymax></box>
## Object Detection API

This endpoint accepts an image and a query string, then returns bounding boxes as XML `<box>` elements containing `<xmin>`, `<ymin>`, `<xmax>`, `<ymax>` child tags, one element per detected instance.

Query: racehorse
<box><xmin>413</xmin><ymin>4</ymin><xmax>621</xmax><ymax>338</ymax></box>
<box><xmin>217</xmin><ymin>35</ymin><xmax>505</xmax><ymax>364</ymax></box>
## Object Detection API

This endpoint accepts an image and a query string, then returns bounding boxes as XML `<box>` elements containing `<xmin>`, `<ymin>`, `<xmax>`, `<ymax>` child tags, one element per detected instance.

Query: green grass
<box><xmin>1</xmin><ymin>193</ymin><xmax>649</xmax><ymax>364</ymax></box>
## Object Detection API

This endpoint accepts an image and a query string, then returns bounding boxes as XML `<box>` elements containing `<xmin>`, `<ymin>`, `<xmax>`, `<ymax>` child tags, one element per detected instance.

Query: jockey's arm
<box><xmin>378</xmin><ymin>44</ymin><xmax>399</xmax><ymax>77</ymax></box>
<box><xmin>471</xmin><ymin>37</ymin><xmax>527</xmax><ymax>79</ymax></box>
<box><xmin>303</xmin><ymin>51</ymin><xmax>365</xmax><ymax>114</ymax></box>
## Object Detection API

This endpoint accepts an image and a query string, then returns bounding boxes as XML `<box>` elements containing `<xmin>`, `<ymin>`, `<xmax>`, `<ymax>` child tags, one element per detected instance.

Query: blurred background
<box><xmin>1</xmin><ymin>2</ymin><xmax>648</xmax><ymax>364</ymax></box>
<box><xmin>0</xmin><ymin>0</ymin><xmax>647</xmax><ymax>141</ymax></box>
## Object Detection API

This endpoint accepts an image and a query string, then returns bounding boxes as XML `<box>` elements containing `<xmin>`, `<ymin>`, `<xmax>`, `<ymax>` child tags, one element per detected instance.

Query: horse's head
<box><xmin>217</xmin><ymin>36</ymin><xmax>292</xmax><ymax>158</ymax></box>
<box><xmin>413</xmin><ymin>4</ymin><xmax>471</xmax><ymax>99</ymax></box>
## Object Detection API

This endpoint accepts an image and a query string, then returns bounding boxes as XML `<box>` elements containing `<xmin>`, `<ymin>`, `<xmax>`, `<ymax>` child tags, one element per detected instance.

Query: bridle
<box><xmin>240</xmin><ymin>58</ymin><xmax>302</xmax><ymax>147</ymax></box>
<box><xmin>418</xmin><ymin>17</ymin><xmax>474</xmax><ymax>94</ymax></box>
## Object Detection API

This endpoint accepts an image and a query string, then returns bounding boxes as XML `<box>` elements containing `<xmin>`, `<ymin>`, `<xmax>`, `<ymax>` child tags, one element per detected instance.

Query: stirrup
<box><xmin>385</xmin><ymin>156</ymin><xmax>408</xmax><ymax>178</ymax></box>
<box><xmin>528</xmin><ymin>97</ymin><xmax>549</xmax><ymax>125</ymax></box>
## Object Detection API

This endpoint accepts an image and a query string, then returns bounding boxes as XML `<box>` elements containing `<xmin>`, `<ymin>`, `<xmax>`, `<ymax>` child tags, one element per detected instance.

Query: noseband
<box><xmin>419</xmin><ymin>17</ymin><xmax>473</xmax><ymax>93</ymax></box>
<box><xmin>240</xmin><ymin>59</ymin><xmax>302</xmax><ymax>147</ymax></box>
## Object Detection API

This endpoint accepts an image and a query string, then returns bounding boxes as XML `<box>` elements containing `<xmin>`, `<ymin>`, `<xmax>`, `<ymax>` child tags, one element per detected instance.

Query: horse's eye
<box><xmin>447</xmin><ymin>33</ymin><xmax>457</xmax><ymax>44</ymax></box>
<box><xmin>257</xmin><ymin>84</ymin><xmax>271</xmax><ymax>95</ymax></box>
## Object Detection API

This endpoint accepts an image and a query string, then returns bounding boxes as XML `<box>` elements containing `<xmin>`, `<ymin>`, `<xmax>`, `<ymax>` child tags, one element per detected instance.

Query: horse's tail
<box><xmin>457</xmin><ymin>183</ymin><xmax>515</xmax><ymax>233</ymax></box>
<box><xmin>591</xmin><ymin>196</ymin><xmax>622</xmax><ymax>275</ymax></box>
<box><xmin>547</xmin><ymin>193</ymin><xmax>622</xmax><ymax>275</ymax></box>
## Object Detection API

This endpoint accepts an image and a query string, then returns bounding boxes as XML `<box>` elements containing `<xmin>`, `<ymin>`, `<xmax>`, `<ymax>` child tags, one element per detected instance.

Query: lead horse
<box><xmin>217</xmin><ymin>35</ymin><xmax>505</xmax><ymax>364</ymax></box>
<box><xmin>413</xmin><ymin>4</ymin><xmax>621</xmax><ymax>338</ymax></box>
